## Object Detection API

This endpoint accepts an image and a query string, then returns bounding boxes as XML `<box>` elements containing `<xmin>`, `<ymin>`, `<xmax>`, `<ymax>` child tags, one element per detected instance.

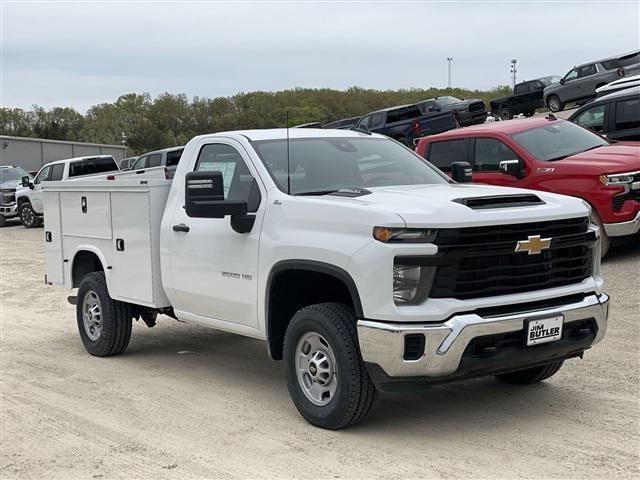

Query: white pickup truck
<box><xmin>43</xmin><ymin>129</ymin><xmax>609</xmax><ymax>429</ymax></box>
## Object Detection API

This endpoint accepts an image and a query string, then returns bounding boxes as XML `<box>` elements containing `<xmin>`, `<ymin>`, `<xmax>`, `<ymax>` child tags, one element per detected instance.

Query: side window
<box><xmin>49</xmin><ymin>163</ymin><xmax>65</xmax><ymax>181</ymax></box>
<box><xmin>578</xmin><ymin>64</ymin><xmax>596</xmax><ymax>78</ymax></box>
<box><xmin>564</xmin><ymin>69</ymin><xmax>578</xmax><ymax>82</ymax></box>
<box><xmin>195</xmin><ymin>144</ymin><xmax>261</xmax><ymax>212</ymax></box>
<box><xmin>147</xmin><ymin>153</ymin><xmax>163</xmax><ymax>168</ymax></box>
<box><xmin>166</xmin><ymin>149</ymin><xmax>183</xmax><ymax>167</ymax></box>
<box><xmin>426</xmin><ymin>139</ymin><xmax>468</xmax><ymax>172</ymax></box>
<box><xmin>600</xmin><ymin>59</ymin><xmax>620</xmax><ymax>71</ymax></box>
<box><xmin>615</xmin><ymin>98</ymin><xmax>640</xmax><ymax>131</ymax></box>
<box><xmin>132</xmin><ymin>155</ymin><xmax>148</xmax><ymax>170</ymax></box>
<box><xmin>370</xmin><ymin>113</ymin><xmax>384</xmax><ymax>128</ymax></box>
<box><xmin>574</xmin><ymin>104</ymin><xmax>606</xmax><ymax>132</ymax></box>
<box><xmin>34</xmin><ymin>165</ymin><xmax>51</xmax><ymax>184</ymax></box>
<box><xmin>358</xmin><ymin>115</ymin><xmax>372</xmax><ymax>128</ymax></box>
<box><xmin>474</xmin><ymin>138</ymin><xmax>520</xmax><ymax>172</ymax></box>
<box><xmin>69</xmin><ymin>157</ymin><xmax>117</xmax><ymax>177</ymax></box>
<box><xmin>514</xmin><ymin>83</ymin><xmax>527</xmax><ymax>94</ymax></box>
<box><xmin>423</xmin><ymin>101</ymin><xmax>438</xmax><ymax>112</ymax></box>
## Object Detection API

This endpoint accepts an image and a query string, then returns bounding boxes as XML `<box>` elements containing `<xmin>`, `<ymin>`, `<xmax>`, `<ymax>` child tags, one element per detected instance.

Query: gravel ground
<box><xmin>1</xmin><ymin>223</ymin><xmax>638</xmax><ymax>479</ymax></box>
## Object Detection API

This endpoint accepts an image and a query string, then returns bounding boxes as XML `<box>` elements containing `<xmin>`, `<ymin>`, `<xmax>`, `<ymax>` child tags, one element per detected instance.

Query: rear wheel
<box><xmin>495</xmin><ymin>361</ymin><xmax>564</xmax><ymax>385</ymax></box>
<box><xmin>284</xmin><ymin>303</ymin><xmax>376</xmax><ymax>430</ymax></box>
<box><xmin>499</xmin><ymin>106</ymin><xmax>514</xmax><ymax>120</ymax></box>
<box><xmin>547</xmin><ymin>95</ymin><xmax>564</xmax><ymax>112</ymax></box>
<box><xmin>19</xmin><ymin>202</ymin><xmax>41</xmax><ymax>228</ymax></box>
<box><xmin>76</xmin><ymin>272</ymin><xmax>132</xmax><ymax>357</ymax></box>
<box><xmin>394</xmin><ymin>135</ymin><xmax>409</xmax><ymax>146</ymax></box>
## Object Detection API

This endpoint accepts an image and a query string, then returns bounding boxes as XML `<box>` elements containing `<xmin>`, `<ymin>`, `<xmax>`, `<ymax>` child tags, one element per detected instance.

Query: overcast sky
<box><xmin>1</xmin><ymin>1</ymin><xmax>638</xmax><ymax>113</ymax></box>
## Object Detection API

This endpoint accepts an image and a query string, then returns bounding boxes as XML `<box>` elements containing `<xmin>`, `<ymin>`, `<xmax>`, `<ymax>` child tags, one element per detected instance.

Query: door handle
<box><xmin>172</xmin><ymin>224</ymin><xmax>190</xmax><ymax>233</ymax></box>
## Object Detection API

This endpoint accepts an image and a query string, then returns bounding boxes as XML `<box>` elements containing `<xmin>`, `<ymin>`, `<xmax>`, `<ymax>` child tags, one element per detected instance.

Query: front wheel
<box><xmin>524</xmin><ymin>110</ymin><xmax>535</xmax><ymax>117</ymax></box>
<box><xmin>284</xmin><ymin>303</ymin><xmax>376</xmax><ymax>430</ymax></box>
<box><xmin>19</xmin><ymin>203</ymin><xmax>41</xmax><ymax>228</ymax></box>
<box><xmin>0</xmin><ymin>215</ymin><xmax>6</xmax><ymax>227</ymax></box>
<box><xmin>77</xmin><ymin>272</ymin><xmax>132</xmax><ymax>357</ymax></box>
<box><xmin>495</xmin><ymin>361</ymin><xmax>564</xmax><ymax>385</ymax></box>
<box><xmin>499</xmin><ymin>106</ymin><xmax>514</xmax><ymax>120</ymax></box>
<box><xmin>547</xmin><ymin>95</ymin><xmax>564</xmax><ymax>112</ymax></box>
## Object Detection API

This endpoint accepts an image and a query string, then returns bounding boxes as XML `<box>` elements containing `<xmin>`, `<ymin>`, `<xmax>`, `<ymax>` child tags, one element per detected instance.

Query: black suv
<box><xmin>569</xmin><ymin>86</ymin><xmax>640</xmax><ymax>141</ymax></box>
<box><xmin>417</xmin><ymin>96</ymin><xmax>487</xmax><ymax>126</ymax></box>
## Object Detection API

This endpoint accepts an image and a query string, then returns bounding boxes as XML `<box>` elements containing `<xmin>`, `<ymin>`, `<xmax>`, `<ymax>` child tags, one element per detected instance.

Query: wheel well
<box><xmin>16</xmin><ymin>196</ymin><xmax>30</xmax><ymax>207</ymax></box>
<box><xmin>266</xmin><ymin>263</ymin><xmax>362</xmax><ymax>360</ymax></box>
<box><xmin>72</xmin><ymin>251</ymin><xmax>104</xmax><ymax>288</ymax></box>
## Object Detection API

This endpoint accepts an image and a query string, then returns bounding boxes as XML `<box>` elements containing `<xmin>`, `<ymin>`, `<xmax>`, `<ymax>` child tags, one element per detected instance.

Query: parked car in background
<box><xmin>416</xmin><ymin>117</ymin><xmax>640</xmax><ymax>255</ymax></box>
<box><xmin>0</xmin><ymin>165</ymin><xmax>32</xmax><ymax>227</ymax></box>
<box><xmin>544</xmin><ymin>50</ymin><xmax>640</xmax><ymax>112</ymax></box>
<box><xmin>490</xmin><ymin>76</ymin><xmax>560</xmax><ymax>120</ymax></box>
<box><xmin>569</xmin><ymin>87</ymin><xmax>640</xmax><ymax>141</ymax></box>
<box><xmin>354</xmin><ymin>104</ymin><xmax>457</xmax><ymax>146</ymax></box>
<box><xmin>417</xmin><ymin>96</ymin><xmax>487</xmax><ymax>126</ymax></box>
<box><xmin>323</xmin><ymin>116</ymin><xmax>361</xmax><ymax>129</ymax></box>
<box><xmin>16</xmin><ymin>155</ymin><xmax>120</xmax><ymax>228</ymax></box>
<box><xmin>595</xmin><ymin>75</ymin><xmax>640</xmax><ymax>97</ymax></box>
<box><xmin>129</xmin><ymin>146</ymin><xmax>184</xmax><ymax>179</ymax></box>
<box><xmin>119</xmin><ymin>156</ymin><xmax>138</xmax><ymax>170</ymax></box>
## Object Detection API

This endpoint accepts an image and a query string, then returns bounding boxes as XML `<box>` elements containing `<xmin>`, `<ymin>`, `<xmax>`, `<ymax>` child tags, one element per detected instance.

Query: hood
<box><xmin>304</xmin><ymin>183</ymin><xmax>588</xmax><ymax>229</ymax></box>
<box><xmin>557</xmin><ymin>144</ymin><xmax>640</xmax><ymax>174</ymax></box>
<box><xmin>0</xmin><ymin>180</ymin><xmax>20</xmax><ymax>190</ymax></box>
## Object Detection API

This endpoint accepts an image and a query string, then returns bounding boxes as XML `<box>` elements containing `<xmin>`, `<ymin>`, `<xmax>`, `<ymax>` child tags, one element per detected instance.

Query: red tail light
<box><xmin>412</xmin><ymin>119</ymin><xmax>421</xmax><ymax>135</ymax></box>
<box><xmin>106</xmin><ymin>175</ymin><xmax>115</xmax><ymax>180</ymax></box>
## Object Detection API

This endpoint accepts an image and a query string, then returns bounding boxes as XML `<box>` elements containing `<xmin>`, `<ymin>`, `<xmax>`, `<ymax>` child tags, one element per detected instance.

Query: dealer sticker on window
<box><xmin>526</xmin><ymin>315</ymin><xmax>563</xmax><ymax>346</ymax></box>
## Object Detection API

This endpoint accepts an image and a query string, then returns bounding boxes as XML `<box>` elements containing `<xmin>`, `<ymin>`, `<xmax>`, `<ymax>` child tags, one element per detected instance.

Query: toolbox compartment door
<box><xmin>109</xmin><ymin>191</ymin><xmax>154</xmax><ymax>304</ymax></box>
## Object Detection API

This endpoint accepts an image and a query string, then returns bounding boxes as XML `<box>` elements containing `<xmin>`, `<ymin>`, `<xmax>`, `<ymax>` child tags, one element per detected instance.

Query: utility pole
<box><xmin>510</xmin><ymin>59</ymin><xmax>517</xmax><ymax>89</ymax></box>
<box><xmin>446</xmin><ymin>57</ymin><xmax>453</xmax><ymax>89</ymax></box>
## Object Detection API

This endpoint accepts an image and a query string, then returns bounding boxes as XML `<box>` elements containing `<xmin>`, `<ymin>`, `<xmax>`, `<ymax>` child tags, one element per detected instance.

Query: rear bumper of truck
<box><xmin>357</xmin><ymin>292</ymin><xmax>609</xmax><ymax>391</ymax></box>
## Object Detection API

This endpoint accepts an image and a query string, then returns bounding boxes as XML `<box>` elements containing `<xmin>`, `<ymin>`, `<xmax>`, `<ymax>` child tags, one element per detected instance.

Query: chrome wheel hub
<box><xmin>295</xmin><ymin>332</ymin><xmax>338</xmax><ymax>406</ymax></box>
<box><xmin>82</xmin><ymin>291</ymin><xmax>102</xmax><ymax>341</ymax></box>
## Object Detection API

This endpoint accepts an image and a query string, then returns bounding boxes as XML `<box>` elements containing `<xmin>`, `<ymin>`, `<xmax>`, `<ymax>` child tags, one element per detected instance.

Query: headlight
<box><xmin>393</xmin><ymin>263</ymin><xmax>435</xmax><ymax>305</ymax></box>
<box><xmin>373</xmin><ymin>227</ymin><xmax>437</xmax><ymax>243</ymax></box>
<box><xmin>599</xmin><ymin>172</ymin><xmax>637</xmax><ymax>186</ymax></box>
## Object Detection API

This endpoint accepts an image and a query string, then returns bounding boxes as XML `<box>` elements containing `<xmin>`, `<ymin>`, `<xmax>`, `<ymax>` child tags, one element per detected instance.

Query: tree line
<box><xmin>0</xmin><ymin>86</ymin><xmax>512</xmax><ymax>155</ymax></box>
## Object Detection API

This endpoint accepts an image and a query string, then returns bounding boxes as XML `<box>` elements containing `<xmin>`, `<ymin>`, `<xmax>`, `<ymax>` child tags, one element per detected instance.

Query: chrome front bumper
<box><xmin>604</xmin><ymin>211</ymin><xmax>640</xmax><ymax>237</ymax></box>
<box><xmin>0</xmin><ymin>203</ymin><xmax>18</xmax><ymax>217</ymax></box>
<box><xmin>357</xmin><ymin>293</ymin><xmax>609</xmax><ymax>379</ymax></box>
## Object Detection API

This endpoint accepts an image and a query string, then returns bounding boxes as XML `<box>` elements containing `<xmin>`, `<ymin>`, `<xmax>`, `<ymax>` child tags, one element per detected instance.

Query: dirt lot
<box><xmin>1</xmin><ymin>223</ymin><xmax>638</xmax><ymax>479</ymax></box>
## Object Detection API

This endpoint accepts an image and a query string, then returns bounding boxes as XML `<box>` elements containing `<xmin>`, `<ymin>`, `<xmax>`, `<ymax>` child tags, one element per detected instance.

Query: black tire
<box><xmin>0</xmin><ymin>215</ymin><xmax>6</xmax><ymax>227</ymax></box>
<box><xmin>76</xmin><ymin>272</ymin><xmax>132</xmax><ymax>357</ymax></box>
<box><xmin>19</xmin><ymin>202</ymin><xmax>41</xmax><ymax>228</ymax></box>
<box><xmin>284</xmin><ymin>302</ymin><xmax>376</xmax><ymax>430</ymax></box>
<box><xmin>499</xmin><ymin>106</ymin><xmax>514</xmax><ymax>120</ymax></box>
<box><xmin>590</xmin><ymin>209</ymin><xmax>610</xmax><ymax>258</ymax></box>
<box><xmin>547</xmin><ymin>95</ymin><xmax>564</xmax><ymax>112</ymax></box>
<box><xmin>524</xmin><ymin>110</ymin><xmax>535</xmax><ymax>117</ymax></box>
<box><xmin>495</xmin><ymin>361</ymin><xmax>564</xmax><ymax>385</ymax></box>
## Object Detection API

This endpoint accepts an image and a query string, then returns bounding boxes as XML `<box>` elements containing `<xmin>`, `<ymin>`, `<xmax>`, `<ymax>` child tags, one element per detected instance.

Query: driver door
<box><xmin>471</xmin><ymin>137</ymin><xmax>527</xmax><ymax>187</ymax></box>
<box><xmin>167</xmin><ymin>139</ymin><xmax>265</xmax><ymax>330</ymax></box>
<box><xmin>30</xmin><ymin>165</ymin><xmax>52</xmax><ymax>212</ymax></box>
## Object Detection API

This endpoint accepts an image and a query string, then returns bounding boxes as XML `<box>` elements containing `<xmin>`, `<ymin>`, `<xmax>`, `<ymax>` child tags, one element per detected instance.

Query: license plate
<box><xmin>526</xmin><ymin>315</ymin><xmax>563</xmax><ymax>346</ymax></box>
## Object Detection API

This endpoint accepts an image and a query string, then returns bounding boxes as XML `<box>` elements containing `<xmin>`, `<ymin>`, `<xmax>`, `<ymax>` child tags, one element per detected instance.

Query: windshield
<box><xmin>252</xmin><ymin>137</ymin><xmax>449</xmax><ymax>195</ymax></box>
<box><xmin>511</xmin><ymin>121</ymin><xmax>608</xmax><ymax>161</ymax></box>
<box><xmin>0</xmin><ymin>167</ymin><xmax>30</xmax><ymax>184</ymax></box>
<box><xmin>434</xmin><ymin>96</ymin><xmax>460</xmax><ymax>107</ymax></box>
<box><xmin>539</xmin><ymin>75</ymin><xmax>560</xmax><ymax>86</ymax></box>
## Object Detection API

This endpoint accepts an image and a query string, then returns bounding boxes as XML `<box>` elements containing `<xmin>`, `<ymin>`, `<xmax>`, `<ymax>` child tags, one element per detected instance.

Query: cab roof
<box><xmin>203</xmin><ymin>128</ymin><xmax>385</xmax><ymax>142</ymax></box>
<box><xmin>429</xmin><ymin>117</ymin><xmax>564</xmax><ymax>138</ymax></box>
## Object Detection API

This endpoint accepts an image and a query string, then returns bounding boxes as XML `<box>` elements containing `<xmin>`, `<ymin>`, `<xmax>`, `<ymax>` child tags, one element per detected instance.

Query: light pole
<box><xmin>510</xmin><ymin>59</ymin><xmax>517</xmax><ymax>89</ymax></box>
<box><xmin>121</xmin><ymin>131</ymin><xmax>128</xmax><ymax>155</ymax></box>
<box><xmin>446</xmin><ymin>57</ymin><xmax>453</xmax><ymax>89</ymax></box>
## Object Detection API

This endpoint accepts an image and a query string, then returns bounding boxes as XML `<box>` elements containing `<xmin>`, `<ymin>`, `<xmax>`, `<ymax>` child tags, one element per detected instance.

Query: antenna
<box><xmin>286</xmin><ymin>111</ymin><xmax>291</xmax><ymax>195</ymax></box>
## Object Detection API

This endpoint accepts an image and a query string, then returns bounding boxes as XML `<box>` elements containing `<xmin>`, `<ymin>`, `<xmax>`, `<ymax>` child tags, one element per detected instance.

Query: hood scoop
<box><xmin>454</xmin><ymin>194</ymin><xmax>545</xmax><ymax>210</ymax></box>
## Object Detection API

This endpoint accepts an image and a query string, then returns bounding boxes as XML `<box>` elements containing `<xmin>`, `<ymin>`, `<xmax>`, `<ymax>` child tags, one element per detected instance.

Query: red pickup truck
<box><xmin>415</xmin><ymin>117</ymin><xmax>640</xmax><ymax>255</ymax></box>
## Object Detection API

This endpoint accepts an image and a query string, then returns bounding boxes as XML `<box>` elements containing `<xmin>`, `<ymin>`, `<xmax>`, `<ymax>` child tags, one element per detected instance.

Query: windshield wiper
<box><xmin>295</xmin><ymin>189</ymin><xmax>339</xmax><ymax>196</ymax></box>
<box><xmin>546</xmin><ymin>144</ymin><xmax>606</xmax><ymax>162</ymax></box>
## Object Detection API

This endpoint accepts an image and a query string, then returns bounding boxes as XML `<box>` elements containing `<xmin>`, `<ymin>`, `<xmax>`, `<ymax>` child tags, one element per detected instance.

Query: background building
<box><xmin>0</xmin><ymin>135</ymin><xmax>127</xmax><ymax>173</ymax></box>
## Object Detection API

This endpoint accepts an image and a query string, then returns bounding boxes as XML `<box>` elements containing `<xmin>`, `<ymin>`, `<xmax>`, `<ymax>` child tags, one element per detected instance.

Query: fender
<box><xmin>69</xmin><ymin>246</ymin><xmax>113</xmax><ymax>293</ymax></box>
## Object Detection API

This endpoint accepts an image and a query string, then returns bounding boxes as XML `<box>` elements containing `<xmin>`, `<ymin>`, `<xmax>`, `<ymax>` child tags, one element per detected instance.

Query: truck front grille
<box><xmin>427</xmin><ymin>218</ymin><xmax>594</xmax><ymax>300</ymax></box>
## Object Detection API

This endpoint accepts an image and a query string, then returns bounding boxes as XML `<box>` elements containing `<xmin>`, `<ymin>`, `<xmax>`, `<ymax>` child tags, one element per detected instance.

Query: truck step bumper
<box><xmin>357</xmin><ymin>292</ymin><xmax>609</xmax><ymax>386</ymax></box>
<box><xmin>604</xmin><ymin>211</ymin><xmax>640</xmax><ymax>237</ymax></box>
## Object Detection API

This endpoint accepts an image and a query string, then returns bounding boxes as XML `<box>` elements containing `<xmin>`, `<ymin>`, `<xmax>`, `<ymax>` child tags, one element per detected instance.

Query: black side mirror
<box><xmin>185</xmin><ymin>171</ymin><xmax>247</xmax><ymax>219</ymax></box>
<box><xmin>21</xmin><ymin>176</ymin><xmax>33</xmax><ymax>189</ymax></box>
<box><xmin>451</xmin><ymin>162</ymin><xmax>472</xmax><ymax>183</ymax></box>
<box><xmin>499</xmin><ymin>160</ymin><xmax>523</xmax><ymax>178</ymax></box>
<box><xmin>560</xmin><ymin>78</ymin><xmax>565</xmax><ymax>85</ymax></box>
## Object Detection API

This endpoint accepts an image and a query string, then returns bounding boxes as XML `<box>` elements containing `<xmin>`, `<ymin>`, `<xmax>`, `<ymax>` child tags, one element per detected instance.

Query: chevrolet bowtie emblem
<box><xmin>515</xmin><ymin>235</ymin><xmax>552</xmax><ymax>255</ymax></box>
